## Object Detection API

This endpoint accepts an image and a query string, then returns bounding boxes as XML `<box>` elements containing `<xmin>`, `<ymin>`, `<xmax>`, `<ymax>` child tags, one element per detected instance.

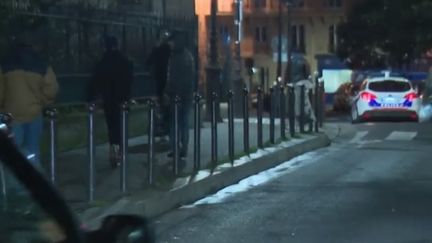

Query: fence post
<box><xmin>308</xmin><ymin>88</ymin><xmax>314</xmax><ymax>132</ymax></box>
<box><xmin>211</xmin><ymin>92</ymin><xmax>218</xmax><ymax>169</ymax></box>
<box><xmin>0</xmin><ymin>113</ymin><xmax>11</xmax><ymax>210</ymax></box>
<box><xmin>0</xmin><ymin>163</ymin><xmax>6</xmax><ymax>211</ymax></box>
<box><xmin>257</xmin><ymin>87</ymin><xmax>264</xmax><ymax>148</ymax></box>
<box><xmin>87</xmin><ymin>103</ymin><xmax>96</xmax><ymax>202</ymax></box>
<box><xmin>120</xmin><ymin>102</ymin><xmax>129</xmax><ymax>193</ymax></box>
<box><xmin>173</xmin><ymin>96</ymin><xmax>180</xmax><ymax>176</ymax></box>
<box><xmin>193</xmin><ymin>94</ymin><xmax>202</xmax><ymax>172</ymax></box>
<box><xmin>314</xmin><ymin>74</ymin><xmax>320</xmax><ymax>133</ymax></box>
<box><xmin>280</xmin><ymin>85</ymin><xmax>286</xmax><ymax>140</ymax></box>
<box><xmin>288</xmin><ymin>84</ymin><xmax>296</xmax><ymax>137</ymax></box>
<box><xmin>300</xmin><ymin>84</ymin><xmax>306</xmax><ymax>133</ymax></box>
<box><xmin>228</xmin><ymin>91</ymin><xmax>235</xmax><ymax>164</ymax></box>
<box><xmin>270</xmin><ymin>87</ymin><xmax>275</xmax><ymax>144</ymax></box>
<box><xmin>147</xmin><ymin>99</ymin><xmax>156</xmax><ymax>185</ymax></box>
<box><xmin>46</xmin><ymin>108</ymin><xmax>58</xmax><ymax>186</ymax></box>
<box><xmin>319</xmin><ymin>81</ymin><xmax>325</xmax><ymax>128</ymax></box>
<box><xmin>243</xmin><ymin>88</ymin><xmax>250</xmax><ymax>154</ymax></box>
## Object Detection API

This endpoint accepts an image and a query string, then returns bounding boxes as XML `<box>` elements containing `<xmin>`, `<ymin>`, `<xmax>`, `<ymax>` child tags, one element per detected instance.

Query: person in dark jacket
<box><xmin>165</xmin><ymin>30</ymin><xmax>196</xmax><ymax>169</ymax></box>
<box><xmin>89</xmin><ymin>36</ymin><xmax>133</xmax><ymax>168</ymax></box>
<box><xmin>146</xmin><ymin>31</ymin><xmax>172</xmax><ymax>137</ymax></box>
<box><xmin>147</xmin><ymin>31</ymin><xmax>172</xmax><ymax>102</ymax></box>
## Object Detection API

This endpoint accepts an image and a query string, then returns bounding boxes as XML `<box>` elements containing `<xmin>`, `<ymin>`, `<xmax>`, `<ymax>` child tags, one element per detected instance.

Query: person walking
<box><xmin>89</xmin><ymin>36</ymin><xmax>133</xmax><ymax>168</ymax></box>
<box><xmin>146</xmin><ymin>31</ymin><xmax>172</xmax><ymax>137</ymax></box>
<box><xmin>0</xmin><ymin>39</ymin><xmax>58</xmax><ymax>170</ymax></box>
<box><xmin>164</xmin><ymin>30</ymin><xmax>196</xmax><ymax>170</ymax></box>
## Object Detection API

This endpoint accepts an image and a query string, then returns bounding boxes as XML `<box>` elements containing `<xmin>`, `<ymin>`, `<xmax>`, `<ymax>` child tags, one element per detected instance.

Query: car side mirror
<box><xmin>86</xmin><ymin>215</ymin><xmax>155</xmax><ymax>243</ymax></box>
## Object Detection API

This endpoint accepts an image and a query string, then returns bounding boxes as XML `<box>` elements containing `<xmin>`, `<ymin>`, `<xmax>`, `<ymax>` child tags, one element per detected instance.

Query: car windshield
<box><xmin>0</xmin><ymin>163</ymin><xmax>66</xmax><ymax>243</ymax></box>
<box><xmin>368</xmin><ymin>80</ymin><xmax>411</xmax><ymax>92</ymax></box>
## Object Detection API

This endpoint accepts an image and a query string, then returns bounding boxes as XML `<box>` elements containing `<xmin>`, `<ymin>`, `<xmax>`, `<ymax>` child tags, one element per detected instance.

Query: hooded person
<box><xmin>88</xmin><ymin>36</ymin><xmax>134</xmax><ymax>168</ymax></box>
<box><xmin>0</xmin><ymin>35</ymin><xmax>58</xmax><ymax>170</ymax></box>
<box><xmin>164</xmin><ymin>30</ymin><xmax>196</xmax><ymax>169</ymax></box>
<box><xmin>146</xmin><ymin>30</ymin><xmax>172</xmax><ymax>137</ymax></box>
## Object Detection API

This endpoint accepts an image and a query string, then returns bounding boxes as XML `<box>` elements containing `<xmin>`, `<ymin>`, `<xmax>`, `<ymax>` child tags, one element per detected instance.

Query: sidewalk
<box><xmin>45</xmin><ymin>119</ymin><xmax>286</xmax><ymax>207</ymax></box>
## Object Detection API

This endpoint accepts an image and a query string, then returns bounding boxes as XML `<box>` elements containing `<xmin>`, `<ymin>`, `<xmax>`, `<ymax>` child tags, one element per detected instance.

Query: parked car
<box><xmin>0</xmin><ymin>122</ymin><xmax>155</xmax><ymax>243</ymax></box>
<box><xmin>351</xmin><ymin>74</ymin><xmax>421</xmax><ymax>123</ymax></box>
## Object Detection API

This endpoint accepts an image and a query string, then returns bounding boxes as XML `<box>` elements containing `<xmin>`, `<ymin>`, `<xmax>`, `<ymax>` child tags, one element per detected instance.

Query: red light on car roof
<box><xmin>404</xmin><ymin>92</ymin><xmax>417</xmax><ymax>101</ymax></box>
<box><xmin>360</xmin><ymin>92</ymin><xmax>377</xmax><ymax>102</ymax></box>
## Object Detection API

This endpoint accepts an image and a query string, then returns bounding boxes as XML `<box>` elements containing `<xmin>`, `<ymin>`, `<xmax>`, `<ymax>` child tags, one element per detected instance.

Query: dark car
<box><xmin>0</xmin><ymin>121</ymin><xmax>155</xmax><ymax>243</ymax></box>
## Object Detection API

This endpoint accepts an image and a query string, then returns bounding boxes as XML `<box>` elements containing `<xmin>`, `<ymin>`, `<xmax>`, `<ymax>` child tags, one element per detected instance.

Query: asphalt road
<box><xmin>155</xmin><ymin>119</ymin><xmax>432</xmax><ymax>243</ymax></box>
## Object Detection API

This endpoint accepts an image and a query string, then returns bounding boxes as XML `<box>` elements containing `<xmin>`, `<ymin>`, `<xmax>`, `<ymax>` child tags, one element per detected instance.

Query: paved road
<box><xmin>155</xmin><ymin>120</ymin><xmax>432</xmax><ymax>243</ymax></box>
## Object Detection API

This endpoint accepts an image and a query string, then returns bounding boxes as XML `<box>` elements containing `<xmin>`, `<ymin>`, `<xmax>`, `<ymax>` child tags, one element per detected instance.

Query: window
<box><xmin>292</xmin><ymin>0</ymin><xmax>305</xmax><ymax>8</ymax></box>
<box><xmin>368</xmin><ymin>81</ymin><xmax>412</xmax><ymax>92</ymax></box>
<box><xmin>324</xmin><ymin>0</ymin><xmax>342</xmax><ymax>8</ymax></box>
<box><xmin>220</xmin><ymin>25</ymin><xmax>230</xmax><ymax>37</ymax></box>
<box><xmin>290</xmin><ymin>24</ymin><xmax>306</xmax><ymax>53</ymax></box>
<box><xmin>255</xmin><ymin>26</ymin><xmax>267</xmax><ymax>42</ymax></box>
<box><xmin>329</xmin><ymin>24</ymin><xmax>338</xmax><ymax>53</ymax></box>
<box><xmin>244</xmin><ymin>0</ymin><xmax>251</xmax><ymax>9</ymax></box>
<box><xmin>254</xmin><ymin>0</ymin><xmax>266</xmax><ymax>8</ymax></box>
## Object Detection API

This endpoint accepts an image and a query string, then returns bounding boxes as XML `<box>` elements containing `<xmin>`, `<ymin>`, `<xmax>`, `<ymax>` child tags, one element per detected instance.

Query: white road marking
<box><xmin>385</xmin><ymin>131</ymin><xmax>417</xmax><ymax>141</ymax></box>
<box><xmin>349</xmin><ymin>131</ymin><xmax>369</xmax><ymax>144</ymax></box>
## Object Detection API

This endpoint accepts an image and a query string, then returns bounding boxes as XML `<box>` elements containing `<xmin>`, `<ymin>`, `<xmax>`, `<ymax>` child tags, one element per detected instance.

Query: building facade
<box><xmin>198</xmin><ymin>0</ymin><xmax>363</xmax><ymax>89</ymax></box>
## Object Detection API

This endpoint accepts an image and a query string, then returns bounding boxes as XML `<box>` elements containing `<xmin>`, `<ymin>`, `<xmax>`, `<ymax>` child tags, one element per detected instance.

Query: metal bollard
<box><xmin>0</xmin><ymin>113</ymin><xmax>12</xmax><ymax>210</ymax></box>
<box><xmin>257</xmin><ymin>87</ymin><xmax>264</xmax><ymax>148</ymax></box>
<box><xmin>193</xmin><ymin>94</ymin><xmax>202</xmax><ymax>172</ymax></box>
<box><xmin>228</xmin><ymin>91</ymin><xmax>235</xmax><ymax>164</ymax></box>
<box><xmin>243</xmin><ymin>88</ymin><xmax>250</xmax><ymax>154</ymax></box>
<box><xmin>288</xmin><ymin>84</ymin><xmax>296</xmax><ymax>137</ymax></box>
<box><xmin>319</xmin><ymin>81</ymin><xmax>325</xmax><ymax>128</ymax></box>
<box><xmin>300</xmin><ymin>84</ymin><xmax>306</xmax><ymax>133</ymax></box>
<box><xmin>46</xmin><ymin>108</ymin><xmax>58</xmax><ymax>185</ymax></box>
<box><xmin>269</xmin><ymin>87</ymin><xmax>275</xmax><ymax>144</ymax></box>
<box><xmin>173</xmin><ymin>96</ymin><xmax>180</xmax><ymax>176</ymax></box>
<box><xmin>120</xmin><ymin>102</ymin><xmax>129</xmax><ymax>193</ymax></box>
<box><xmin>308</xmin><ymin>89</ymin><xmax>314</xmax><ymax>132</ymax></box>
<box><xmin>147</xmin><ymin>99</ymin><xmax>156</xmax><ymax>185</ymax></box>
<box><xmin>211</xmin><ymin>92</ymin><xmax>218</xmax><ymax>169</ymax></box>
<box><xmin>280</xmin><ymin>85</ymin><xmax>286</xmax><ymax>140</ymax></box>
<box><xmin>314</xmin><ymin>75</ymin><xmax>320</xmax><ymax>133</ymax></box>
<box><xmin>87</xmin><ymin>103</ymin><xmax>96</xmax><ymax>202</ymax></box>
<box><xmin>0</xmin><ymin>163</ymin><xmax>7</xmax><ymax>211</ymax></box>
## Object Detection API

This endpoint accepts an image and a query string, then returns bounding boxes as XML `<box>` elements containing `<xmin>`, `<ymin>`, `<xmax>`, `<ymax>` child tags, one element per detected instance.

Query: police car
<box><xmin>351</xmin><ymin>73</ymin><xmax>421</xmax><ymax>123</ymax></box>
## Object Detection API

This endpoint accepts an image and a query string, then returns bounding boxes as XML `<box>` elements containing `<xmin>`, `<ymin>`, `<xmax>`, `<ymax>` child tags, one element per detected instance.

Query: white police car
<box><xmin>351</xmin><ymin>73</ymin><xmax>420</xmax><ymax>123</ymax></box>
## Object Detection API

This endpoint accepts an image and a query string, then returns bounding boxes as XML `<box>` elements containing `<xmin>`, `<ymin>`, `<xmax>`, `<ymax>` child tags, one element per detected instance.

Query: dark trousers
<box><xmin>103</xmin><ymin>102</ymin><xmax>121</xmax><ymax>146</ymax></box>
<box><xmin>169</xmin><ymin>99</ymin><xmax>192</xmax><ymax>154</ymax></box>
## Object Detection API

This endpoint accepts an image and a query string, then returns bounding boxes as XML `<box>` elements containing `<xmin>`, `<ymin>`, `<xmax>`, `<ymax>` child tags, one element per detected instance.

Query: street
<box><xmin>155</xmin><ymin>119</ymin><xmax>432</xmax><ymax>243</ymax></box>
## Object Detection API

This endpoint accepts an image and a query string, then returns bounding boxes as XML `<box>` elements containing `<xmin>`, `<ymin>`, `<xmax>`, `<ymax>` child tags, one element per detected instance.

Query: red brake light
<box><xmin>404</xmin><ymin>92</ymin><xmax>417</xmax><ymax>101</ymax></box>
<box><xmin>360</xmin><ymin>92</ymin><xmax>377</xmax><ymax>102</ymax></box>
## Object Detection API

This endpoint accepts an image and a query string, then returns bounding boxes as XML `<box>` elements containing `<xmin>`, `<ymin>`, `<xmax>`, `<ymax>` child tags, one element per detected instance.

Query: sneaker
<box><xmin>109</xmin><ymin>145</ymin><xmax>121</xmax><ymax>168</ymax></box>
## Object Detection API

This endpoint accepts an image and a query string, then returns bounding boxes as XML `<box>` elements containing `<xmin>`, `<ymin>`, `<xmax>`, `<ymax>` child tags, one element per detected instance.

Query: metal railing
<box><xmin>0</xmin><ymin>75</ymin><xmax>325</xmax><ymax>203</ymax></box>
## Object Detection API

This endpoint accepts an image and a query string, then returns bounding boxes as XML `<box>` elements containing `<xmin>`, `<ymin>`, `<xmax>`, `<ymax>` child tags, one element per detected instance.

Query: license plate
<box><xmin>382</xmin><ymin>103</ymin><xmax>401</xmax><ymax>108</ymax></box>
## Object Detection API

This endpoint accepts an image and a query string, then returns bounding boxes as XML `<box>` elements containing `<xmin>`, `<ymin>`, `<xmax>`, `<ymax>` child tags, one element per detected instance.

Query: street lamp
<box><xmin>281</xmin><ymin>0</ymin><xmax>296</xmax><ymax>84</ymax></box>
<box><xmin>277</xmin><ymin>0</ymin><xmax>283</xmax><ymax>80</ymax></box>
<box><xmin>206</xmin><ymin>0</ymin><xmax>222</xmax><ymax>121</ymax></box>
<box><xmin>232</xmin><ymin>0</ymin><xmax>244</xmax><ymax>117</ymax></box>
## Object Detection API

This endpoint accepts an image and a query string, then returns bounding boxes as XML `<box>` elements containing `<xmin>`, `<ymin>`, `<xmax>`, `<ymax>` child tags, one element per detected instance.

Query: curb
<box><xmin>79</xmin><ymin>134</ymin><xmax>330</xmax><ymax>228</ymax></box>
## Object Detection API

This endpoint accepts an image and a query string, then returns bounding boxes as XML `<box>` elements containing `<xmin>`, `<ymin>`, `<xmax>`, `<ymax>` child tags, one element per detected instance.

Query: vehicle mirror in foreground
<box><xmin>86</xmin><ymin>215</ymin><xmax>155</xmax><ymax>243</ymax></box>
